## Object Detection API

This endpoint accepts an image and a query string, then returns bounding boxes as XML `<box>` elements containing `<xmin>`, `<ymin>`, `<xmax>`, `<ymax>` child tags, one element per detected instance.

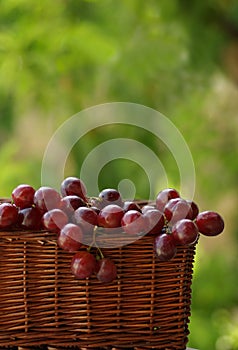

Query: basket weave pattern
<box><xmin>0</xmin><ymin>226</ymin><xmax>196</xmax><ymax>349</ymax></box>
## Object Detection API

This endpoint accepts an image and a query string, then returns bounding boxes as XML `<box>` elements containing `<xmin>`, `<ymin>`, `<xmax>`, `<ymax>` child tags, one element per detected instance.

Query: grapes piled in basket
<box><xmin>0</xmin><ymin>177</ymin><xmax>224</xmax><ymax>284</ymax></box>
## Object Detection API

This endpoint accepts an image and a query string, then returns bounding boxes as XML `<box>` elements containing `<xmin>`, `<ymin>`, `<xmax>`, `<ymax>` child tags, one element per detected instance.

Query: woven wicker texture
<box><xmin>0</xmin><ymin>226</ymin><xmax>196</xmax><ymax>350</ymax></box>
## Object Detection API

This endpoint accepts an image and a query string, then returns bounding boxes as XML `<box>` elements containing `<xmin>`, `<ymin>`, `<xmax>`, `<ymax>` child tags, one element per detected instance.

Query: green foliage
<box><xmin>189</xmin><ymin>250</ymin><xmax>238</xmax><ymax>349</ymax></box>
<box><xmin>0</xmin><ymin>141</ymin><xmax>41</xmax><ymax>196</ymax></box>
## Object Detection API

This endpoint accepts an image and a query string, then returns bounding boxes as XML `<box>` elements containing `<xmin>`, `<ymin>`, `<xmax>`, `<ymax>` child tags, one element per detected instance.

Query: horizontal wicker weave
<box><xmin>0</xmin><ymin>204</ymin><xmax>196</xmax><ymax>350</ymax></box>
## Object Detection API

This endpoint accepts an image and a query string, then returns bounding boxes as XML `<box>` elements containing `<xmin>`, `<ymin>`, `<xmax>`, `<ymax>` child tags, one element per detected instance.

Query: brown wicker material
<box><xmin>0</xmin><ymin>203</ymin><xmax>196</xmax><ymax>350</ymax></box>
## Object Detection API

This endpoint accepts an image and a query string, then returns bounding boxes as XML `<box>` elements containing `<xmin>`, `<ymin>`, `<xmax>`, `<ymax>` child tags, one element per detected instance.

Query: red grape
<box><xmin>60</xmin><ymin>195</ymin><xmax>87</xmax><ymax>216</ymax></box>
<box><xmin>154</xmin><ymin>233</ymin><xmax>177</xmax><ymax>261</ymax></box>
<box><xmin>156</xmin><ymin>188</ymin><xmax>180</xmax><ymax>212</ymax></box>
<box><xmin>143</xmin><ymin>209</ymin><xmax>165</xmax><ymax>235</ymax></box>
<box><xmin>99</xmin><ymin>188</ymin><xmax>123</xmax><ymax>206</ymax></box>
<box><xmin>123</xmin><ymin>201</ymin><xmax>141</xmax><ymax>212</ymax></box>
<box><xmin>58</xmin><ymin>223</ymin><xmax>83</xmax><ymax>252</ymax></box>
<box><xmin>74</xmin><ymin>207</ymin><xmax>98</xmax><ymax>235</ymax></box>
<box><xmin>121</xmin><ymin>210</ymin><xmax>146</xmax><ymax>235</ymax></box>
<box><xmin>34</xmin><ymin>186</ymin><xmax>61</xmax><ymax>212</ymax></box>
<box><xmin>42</xmin><ymin>209</ymin><xmax>68</xmax><ymax>232</ymax></box>
<box><xmin>97</xmin><ymin>204</ymin><xmax>124</xmax><ymax>229</ymax></box>
<box><xmin>90</xmin><ymin>206</ymin><xmax>100</xmax><ymax>215</ymax></box>
<box><xmin>195</xmin><ymin>211</ymin><xmax>224</xmax><ymax>236</ymax></box>
<box><xmin>71</xmin><ymin>251</ymin><xmax>97</xmax><ymax>279</ymax></box>
<box><xmin>172</xmin><ymin>219</ymin><xmax>199</xmax><ymax>246</ymax></box>
<box><xmin>0</xmin><ymin>203</ymin><xmax>19</xmax><ymax>228</ymax></box>
<box><xmin>12</xmin><ymin>184</ymin><xmax>35</xmax><ymax>209</ymax></box>
<box><xmin>141</xmin><ymin>204</ymin><xmax>156</xmax><ymax>213</ymax></box>
<box><xmin>95</xmin><ymin>258</ymin><xmax>117</xmax><ymax>283</ymax></box>
<box><xmin>18</xmin><ymin>206</ymin><xmax>43</xmax><ymax>230</ymax></box>
<box><xmin>61</xmin><ymin>177</ymin><xmax>87</xmax><ymax>201</ymax></box>
<box><xmin>186</xmin><ymin>200</ymin><xmax>199</xmax><ymax>220</ymax></box>
<box><xmin>164</xmin><ymin>198</ymin><xmax>193</xmax><ymax>224</ymax></box>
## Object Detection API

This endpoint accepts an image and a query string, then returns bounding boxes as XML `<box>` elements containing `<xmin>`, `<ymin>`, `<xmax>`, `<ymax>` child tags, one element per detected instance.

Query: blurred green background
<box><xmin>0</xmin><ymin>0</ymin><xmax>238</xmax><ymax>348</ymax></box>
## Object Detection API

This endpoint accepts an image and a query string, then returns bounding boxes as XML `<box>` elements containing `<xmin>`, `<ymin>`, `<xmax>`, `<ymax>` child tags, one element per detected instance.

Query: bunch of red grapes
<box><xmin>0</xmin><ymin>177</ymin><xmax>224</xmax><ymax>284</ymax></box>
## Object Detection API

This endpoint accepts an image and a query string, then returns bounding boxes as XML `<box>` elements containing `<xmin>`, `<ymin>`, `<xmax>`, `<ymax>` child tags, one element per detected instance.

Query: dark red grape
<box><xmin>97</xmin><ymin>204</ymin><xmax>124</xmax><ymax>229</ymax></box>
<box><xmin>95</xmin><ymin>258</ymin><xmax>117</xmax><ymax>284</ymax></box>
<box><xmin>71</xmin><ymin>251</ymin><xmax>97</xmax><ymax>279</ymax></box>
<box><xmin>186</xmin><ymin>200</ymin><xmax>199</xmax><ymax>220</ymax></box>
<box><xmin>164</xmin><ymin>198</ymin><xmax>180</xmax><ymax>217</ymax></box>
<box><xmin>60</xmin><ymin>195</ymin><xmax>87</xmax><ymax>216</ymax></box>
<box><xmin>154</xmin><ymin>233</ymin><xmax>177</xmax><ymax>261</ymax></box>
<box><xmin>12</xmin><ymin>184</ymin><xmax>35</xmax><ymax>209</ymax></box>
<box><xmin>123</xmin><ymin>201</ymin><xmax>141</xmax><ymax>212</ymax></box>
<box><xmin>74</xmin><ymin>207</ymin><xmax>98</xmax><ymax>235</ymax></box>
<box><xmin>195</xmin><ymin>211</ymin><xmax>224</xmax><ymax>236</ymax></box>
<box><xmin>121</xmin><ymin>210</ymin><xmax>146</xmax><ymax>235</ymax></box>
<box><xmin>156</xmin><ymin>188</ymin><xmax>180</xmax><ymax>212</ymax></box>
<box><xmin>164</xmin><ymin>198</ymin><xmax>193</xmax><ymax>225</ymax></box>
<box><xmin>61</xmin><ymin>177</ymin><xmax>87</xmax><ymax>201</ymax></box>
<box><xmin>98</xmin><ymin>188</ymin><xmax>123</xmax><ymax>207</ymax></box>
<box><xmin>141</xmin><ymin>204</ymin><xmax>156</xmax><ymax>213</ymax></box>
<box><xmin>172</xmin><ymin>219</ymin><xmax>199</xmax><ymax>246</ymax></box>
<box><xmin>143</xmin><ymin>209</ymin><xmax>165</xmax><ymax>235</ymax></box>
<box><xmin>34</xmin><ymin>186</ymin><xmax>61</xmax><ymax>213</ymax></box>
<box><xmin>0</xmin><ymin>203</ymin><xmax>19</xmax><ymax>228</ymax></box>
<box><xmin>42</xmin><ymin>209</ymin><xmax>68</xmax><ymax>232</ymax></box>
<box><xmin>90</xmin><ymin>206</ymin><xmax>100</xmax><ymax>215</ymax></box>
<box><xmin>18</xmin><ymin>206</ymin><xmax>43</xmax><ymax>230</ymax></box>
<box><xmin>58</xmin><ymin>223</ymin><xmax>83</xmax><ymax>252</ymax></box>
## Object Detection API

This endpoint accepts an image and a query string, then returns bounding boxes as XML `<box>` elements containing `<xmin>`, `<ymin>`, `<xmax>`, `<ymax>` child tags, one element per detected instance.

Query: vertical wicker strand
<box><xmin>177</xmin><ymin>248</ymin><xmax>187</xmax><ymax>346</ymax></box>
<box><xmin>116</xmin><ymin>247</ymin><xmax>122</xmax><ymax>329</ymax></box>
<box><xmin>23</xmin><ymin>241</ymin><xmax>28</xmax><ymax>333</ymax></box>
<box><xmin>54</xmin><ymin>243</ymin><xmax>59</xmax><ymax>327</ymax></box>
<box><xmin>149</xmin><ymin>250</ymin><xmax>156</xmax><ymax>334</ymax></box>
<box><xmin>184</xmin><ymin>246</ymin><xmax>196</xmax><ymax>340</ymax></box>
<box><xmin>85</xmin><ymin>279</ymin><xmax>91</xmax><ymax>332</ymax></box>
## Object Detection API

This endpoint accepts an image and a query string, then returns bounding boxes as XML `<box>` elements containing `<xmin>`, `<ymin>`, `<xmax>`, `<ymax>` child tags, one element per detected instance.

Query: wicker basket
<box><xmin>0</xmin><ymin>201</ymin><xmax>196</xmax><ymax>350</ymax></box>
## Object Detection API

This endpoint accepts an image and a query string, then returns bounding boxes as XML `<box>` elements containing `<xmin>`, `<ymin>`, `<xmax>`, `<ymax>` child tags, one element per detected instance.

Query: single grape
<box><xmin>156</xmin><ymin>188</ymin><xmax>180</xmax><ymax>212</ymax></box>
<box><xmin>74</xmin><ymin>207</ymin><xmax>98</xmax><ymax>235</ymax></box>
<box><xmin>42</xmin><ymin>209</ymin><xmax>69</xmax><ymax>232</ymax></box>
<box><xmin>60</xmin><ymin>195</ymin><xmax>87</xmax><ymax>216</ymax></box>
<box><xmin>61</xmin><ymin>177</ymin><xmax>87</xmax><ymax>202</ymax></box>
<box><xmin>97</xmin><ymin>204</ymin><xmax>124</xmax><ymax>229</ymax></box>
<box><xmin>195</xmin><ymin>211</ymin><xmax>224</xmax><ymax>236</ymax></box>
<box><xmin>123</xmin><ymin>201</ymin><xmax>141</xmax><ymax>212</ymax></box>
<box><xmin>121</xmin><ymin>210</ymin><xmax>146</xmax><ymax>235</ymax></box>
<box><xmin>71</xmin><ymin>251</ymin><xmax>97</xmax><ymax>279</ymax></box>
<box><xmin>98</xmin><ymin>188</ymin><xmax>123</xmax><ymax>207</ymax></box>
<box><xmin>90</xmin><ymin>206</ymin><xmax>100</xmax><ymax>215</ymax></box>
<box><xmin>141</xmin><ymin>204</ymin><xmax>156</xmax><ymax>214</ymax></box>
<box><xmin>143</xmin><ymin>209</ymin><xmax>165</xmax><ymax>235</ymax></box>
<box><xmin>12</xmin><ymin>184</ymin><xmax>35</xmax><ymax>209</ymax></box>
<box><xmin>18</xmin><ymin>206</ymin><xmax>43</xmax><ymax>230</ymax></box>
<box><xmin>58</xmin><ymin>223</ymin><xmax>83</xmax><ymax>252</ymax></box>
<box><xmin>186</xmin><ymin>200</ymin><xmax>199</xmax><ymax>220</ymax></box>
<box><xmin>154</xmin><ymin>233</ymin><xmax>177</xmax><ymax>261</ymax></box>
<box><xmin>164</xmin><ymin>198</ymin><xmax>180</xmax><ymax>218</ymax></box>
<box><xmin>0</xmin><ymin>203</ymin><xmax>19</xmax><ymax>228</ymax></box>
<box><xmin>164</xmin><ymin>198</ymin><xmax>193</xmax><ymax>225</ymax></box>
<box><xmin>172</xmin><ymin>219</ymin><xmax>199</xmax><ymax>246</ymax></box>
<box><xmin>95</xmin><ymin>258</ymin><xmax>117</xmax><ymax>284</ymax></box>
<box><xmin>34</xmin><ymin>186</ymin><xmax>61</xmax><ymax>213</ymax></box>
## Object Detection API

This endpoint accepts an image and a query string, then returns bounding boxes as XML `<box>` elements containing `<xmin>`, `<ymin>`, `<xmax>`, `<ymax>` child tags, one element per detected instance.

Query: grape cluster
<box><xmin>0</xmin><ymin>177</ymin><xmax>225</xmax><ymax>284</ymax></box>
